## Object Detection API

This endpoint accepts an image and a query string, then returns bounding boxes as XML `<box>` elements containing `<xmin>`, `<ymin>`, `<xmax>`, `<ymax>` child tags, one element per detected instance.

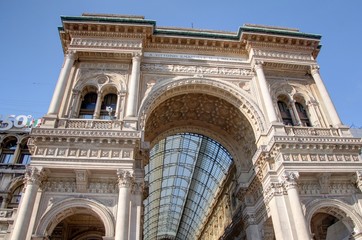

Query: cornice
<box><xmin>59</xmin><ymin>15</ymin><xmax>322</xmax><ymax>58</ymax></box>
<box><xmin>31</xmin><ymin>127</ymin><xmax>141</xmax><ymax>140</ymax></box>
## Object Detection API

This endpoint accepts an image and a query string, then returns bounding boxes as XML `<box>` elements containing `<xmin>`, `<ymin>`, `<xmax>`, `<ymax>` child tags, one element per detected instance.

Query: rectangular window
<box><xmin>1</xmin><ymin>154</ymin><xmax>13</xmax><ymax>164</ymax></box>
<box><xmin>19</xmin><ymin>154</ymin><xmax>31</xmax><ymax>165</ymax></box>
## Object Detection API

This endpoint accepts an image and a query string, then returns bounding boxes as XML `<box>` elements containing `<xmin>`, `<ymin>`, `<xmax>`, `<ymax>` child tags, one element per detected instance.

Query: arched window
<box><xmin>18</xmin><ymin>139</ymin><xmax>31</xmax><ymax>165</ymax></box>
<box><xmin>295</xmin><ymin>102</ymin><xmax>311</xmax><ymax>126</ymax></box>
<box><xmin>79</xmin><ymin>92</ymin><xmax>97</xmax><ymax>119</ymax></box>
<box><xmin>1</xmin><ymin>137</ymin><xmax>17</xmax><ymax>164</ymax></box>
<box><xmin>277</xmin><ymin>101</ymin><xmax>293</xmax><ymax>125</ymax></box>
<box><xmin>100</xmin><ymin>93</ymin><xmax>117</xmax><ymax>119</ymax></box>
<box><xmin>9</xmin><ymin>185</ymin><xmax>23</xmax><ymax>208</ymax></box>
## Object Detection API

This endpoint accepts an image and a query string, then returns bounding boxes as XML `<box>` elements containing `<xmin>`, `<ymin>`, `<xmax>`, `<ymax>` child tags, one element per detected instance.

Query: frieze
<box><xmin>31</xmin><ymin>128</ymin><xmax>141</xmax><ymax>139</ymax></box>
<box><xmin>282</xmin><ymin>153</ymin><xmax>360</xmax><ymax>163</ymax></box>
<box><xmin>32</xmin><ymin>146</ymin><xmax>130</xmax><ymax>160</ymax></box>
<box><xmin>253</xmin><ymin>49</ymin><xmax>313</xmax><ymax>61</ymax></box>
<box><xmin>298</xmin><ymin>180</ymin><xmax>357</xmax><ymax>196</ymax></box>
<box><xmin>144</xmin><ymin>52</ymin><xmax>247</xmax><ymax>63</ymax></box>
<box><xmin>141</xmin><ymin>63</ymin><xmax>254</xmax><ymax>77</ymax></box>
<box><xmin>70</xmin><ymin>38</ymin><xmax>142</xmax><ymax>50</ymax></box>
<box><xmin>44</xmin><ymin>178</ymin><xmax>117</xmax><ymax>194</ymax></box>
<box><xmin>79</xmin><ymin>62</ymin><xmax>129</xmax><ymax>70</ymax></box>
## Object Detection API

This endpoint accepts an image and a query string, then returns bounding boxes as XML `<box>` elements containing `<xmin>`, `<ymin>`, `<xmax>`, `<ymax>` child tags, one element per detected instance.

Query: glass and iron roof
<box><xmin>144</xmin><ymin>133</ymin><xmax>233</xmax><ymax>240</ymax></box>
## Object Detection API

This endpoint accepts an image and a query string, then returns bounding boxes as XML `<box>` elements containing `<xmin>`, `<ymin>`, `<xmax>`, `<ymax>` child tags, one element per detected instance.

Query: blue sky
<box><xmin>1</xmin><ymin>1</ymin><xmax>361</xmax><ymax>127</ymax></box>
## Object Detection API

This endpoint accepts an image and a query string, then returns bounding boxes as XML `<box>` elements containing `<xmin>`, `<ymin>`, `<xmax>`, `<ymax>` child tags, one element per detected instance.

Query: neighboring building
<box><xmin>0</xmin><ymin>115</ymin><xmax>33</xmax><ymax>239</ymax></box>
<box><xmin>4</xmin><ymin>13</ymin><xmax>362</xmax><ymax>240</ymax></box>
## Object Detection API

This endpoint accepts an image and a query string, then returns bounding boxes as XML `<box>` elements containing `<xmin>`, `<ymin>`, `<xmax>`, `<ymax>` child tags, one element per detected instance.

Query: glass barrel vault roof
<box><xmin>144</xmin><ymin>133</ymin><xmax>233</xmax><ymax>240</ymax></box>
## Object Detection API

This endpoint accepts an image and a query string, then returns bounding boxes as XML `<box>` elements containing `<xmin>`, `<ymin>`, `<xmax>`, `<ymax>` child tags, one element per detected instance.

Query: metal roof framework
<box><xmin>144</xmin><ymin>133</ymin><xmax>233</xmax><ymax>240</ymax></box>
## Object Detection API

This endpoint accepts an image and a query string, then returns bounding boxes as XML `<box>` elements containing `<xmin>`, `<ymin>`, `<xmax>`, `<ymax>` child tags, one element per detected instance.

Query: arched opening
<box><xmin>8</xmin><ymin>184</ymin><xmax>23</xmax><ymax>208</ymax></box>
<box><xmin>49</xmin><ymin>211</ymin><xmax>105</xmax><ymax>240</ymax></box>
<box><xmin>311</xmin><ymin>212</ymin><xmax>350</xmax><ymax>240</ymax></box>
<box><xmin>295</xmin><ymin>102</ymin><xmax>311</xmax><ymax>127</ymax></box>
<box><xmin>17</xmin><ymin>138</ymin><xmax>31</xmax><ymax>165</ymax></box>
<box><xmin>143</xmin><ymin>88</ymin><xmax>259</xmax><ymax>239</ymax></box>
<box><xmin>278</xmin><ymin>99</ymin><xmax>294</xmax><ymax>126</ymax></box>
<box><xmin>100</xmin><ymin>93</ymin><xmax>117</xmax><ymax>119</ymax></box>
<box><xmin>1</xmin><ymin>137</ymin><xmax>17</xmax><ymax>164</ymax></box>
<box><xmin>35</xmin><ymin>198</ymin><xmax>115</xmax><ymax>238</ymax></box>
<box><xmin>79</xmin><ymin>92</ymin><xmax>97</xmax><ymax>119</ymax></box>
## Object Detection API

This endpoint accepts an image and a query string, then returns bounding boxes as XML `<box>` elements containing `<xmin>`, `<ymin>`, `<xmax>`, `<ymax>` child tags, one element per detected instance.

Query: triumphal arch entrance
<box><xmin>5</xmin><ymin>13</ymin><xmax>362</xmax><ymax>240</ymax></box>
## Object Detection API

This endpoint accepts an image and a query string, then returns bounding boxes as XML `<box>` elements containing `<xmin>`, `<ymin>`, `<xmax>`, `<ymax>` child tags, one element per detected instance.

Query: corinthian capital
<box><xmin>117</xmin><ymin>169</ymin><xmax>134</xmax><ymax>188</ymax></box>
<box><xmin>281</xmin><ymin>171</ymin><xmax>299</xmax><ymax>190</ymax></box>
<box><xmin>253</xmin><ymin>60</ymin><xmax>264</xmax><ymax>70</ymax></box>
<box><xmin>310</xmin><ymin>65</ymin><xmax>320</xmax><ymax>75</ymax></box>
<box><xmin>356</xmin><ymin>171</ymin><xmax>362</xmax><ymax>192</ymax></box>
<box><xmin>65</xmin><ymin>50</ymin><xmax>77</xmax><ymax>60</ymax></box>
<box><xmin>24</xmin><ymin>166</ymin><xmax>45</xmax><ymax>186</ymax></box>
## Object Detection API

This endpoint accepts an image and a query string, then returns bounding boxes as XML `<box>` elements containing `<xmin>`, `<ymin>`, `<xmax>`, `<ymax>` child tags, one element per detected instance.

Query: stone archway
<box><xmin>139</xmin><ymin>77</ymin><xmax>266</xmax><ymax>139</ymax></box>
<box><xmin>140</xmin><ymin>78</ymin><xmax>263</xmax><ymax>239</ymax></box>
<box><xmin>34</xmin><ymin>198</ymin><xmax>115</xmax><ymax>238</ymax></box>
<box><xmin>306</xmin><ymin>199</ymin><xmax>362</xmax><ymax>239</ymax></box>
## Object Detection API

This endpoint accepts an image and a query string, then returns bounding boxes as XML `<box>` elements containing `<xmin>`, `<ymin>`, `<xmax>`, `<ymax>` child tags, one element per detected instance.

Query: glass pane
<box><xmin>144</xmin><ymin>133</ymin><xmax>233</xmax><ymax>240</ymax></box>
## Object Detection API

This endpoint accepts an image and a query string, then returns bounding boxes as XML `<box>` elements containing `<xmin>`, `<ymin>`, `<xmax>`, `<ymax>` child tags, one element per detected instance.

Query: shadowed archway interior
<box><xmin>144</xmin><ymin>133</ymin><xmax>233</xmax><ymax>240</ymax></box>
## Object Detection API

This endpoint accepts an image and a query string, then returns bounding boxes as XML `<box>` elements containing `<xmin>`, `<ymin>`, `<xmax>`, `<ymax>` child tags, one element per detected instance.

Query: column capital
<box><xmin>24</xmin><ymin>166</ymin><xmax>45</xmax><ymax>186</ymax></box>
<box><xmin>264</xmin><ymin>181</ymin><xmax>284</xmax><ymax>203</ymax></box>
<box><xmin>117</xmin><ymin>169</ymin><xmax>134</xmax><ymax>188</ymax></box>
<box><xmin>281</xmin><ymin>171</ymin><xmax>299</xmax><ymax>190</ymax></box>
<box><xmin>132</xmin><ymin>52</ymin><xmax>142</xmax><ymax>60</ymax></box>
<box><xmin>131</xmin><ymin>181</ymin><xmax>144</xmax><ymax>194</ymax></box>
<box><xmin>65</xmin><ymin>50</ymin><xmax>77</xmax><ymax>60</ymax></box>
<box><xmin>356</xmin><ymin>171</ymin><xmax>362</xmax><ymax>192</ymax></box>
<box><xmin>253</xmin><ymin>60</ymin><xmax>264</xmax><ymax>70</ymax></box>
<box><xmin>310</xmin><ymin>65</ymin><xmax>320</xmax><ymax>75</ymax></box>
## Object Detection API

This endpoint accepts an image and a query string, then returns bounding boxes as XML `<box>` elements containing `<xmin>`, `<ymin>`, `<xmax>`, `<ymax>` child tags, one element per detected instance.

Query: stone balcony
<box><xmin>0</xmin><ymin>208</ymin><xmax>17</xmax><ymax>222</ymax></box>
<box><xmin>284</xmin><ymin>126</ymin><xmax>341</xmax><ymax>137</ymax></box>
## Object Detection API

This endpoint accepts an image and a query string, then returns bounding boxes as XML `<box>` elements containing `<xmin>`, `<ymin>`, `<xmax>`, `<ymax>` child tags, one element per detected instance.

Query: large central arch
<box><xmin>139</xmin><ymin>77</ymin><xmax>265</xmax><ymax>239</ymax></box>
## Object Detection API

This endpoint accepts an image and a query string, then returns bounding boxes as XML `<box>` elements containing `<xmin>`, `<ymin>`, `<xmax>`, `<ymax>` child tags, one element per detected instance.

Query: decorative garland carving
<box><xmin>141</xmin><ymin>63</ymin><xmax>253</xmax><ymax>77</ymax></box>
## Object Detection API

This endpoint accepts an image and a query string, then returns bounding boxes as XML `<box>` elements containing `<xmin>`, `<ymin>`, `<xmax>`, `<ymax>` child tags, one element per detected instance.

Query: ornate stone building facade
<box><xmin>4</xmin><ymin>13</ymin><xmax>362</xmax><ymax>239</ymax></box>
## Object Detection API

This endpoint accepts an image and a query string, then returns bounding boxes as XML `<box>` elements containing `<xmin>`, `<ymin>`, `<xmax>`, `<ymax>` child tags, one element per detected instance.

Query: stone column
<box><xmin>126</xmin><ymin>53</ymin><xmax>142</xmax><ymax>118</ymax></box>
<box><xmin>266</xmin><ymin>182</ymin><xmax>293</xmax><ymax>240</ymax></box>
<box><xmin>11</xmin><ymin>167</ymin><xmax>44</xmax><ymax>240</ymax></box>
<box><xmin>254</xmin><ymin>61</ymin><xmax>278</xmax><ymax>123</ymax></box>
<box><xmin>115</xmin><ymin>170</ymin><xmax>133</xmax><ymax>240</ymax></box>
<box><xmin>282</xmin><ymin>171</ymin><xmax>311</xmax><ymax>240</ymax></box>
<box><xmin>130</xmin><ymin>181</ymin><xmax>143</xmax><ymax>240</ymax></box>
<box><xmin>115</xmin><ymin>92</ymin><xmax>125</xmax><ymax>120</ymax></box>
<box><xmin>311</xmin><ymin>65</ymin><xmax>342</xmax><ymax>126</ymax></box>
<box><xmin>11</xmin><ymin>140</ymin><xmax>22</xmax><ymax>164</ymax></box>
<box><xmin>93</xmin><ymin>91</ymin><xmax>103</xmax><ymax>119</ymax></box>
<box><xmin>48</xmin><ymin>51</ymin><xmax>76</xmax><ymax>115</ymax></box>
<box><xmin>289</xmin><ymin>100</ymin><xmax>302</xmax><ymax>126</ymax></box>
